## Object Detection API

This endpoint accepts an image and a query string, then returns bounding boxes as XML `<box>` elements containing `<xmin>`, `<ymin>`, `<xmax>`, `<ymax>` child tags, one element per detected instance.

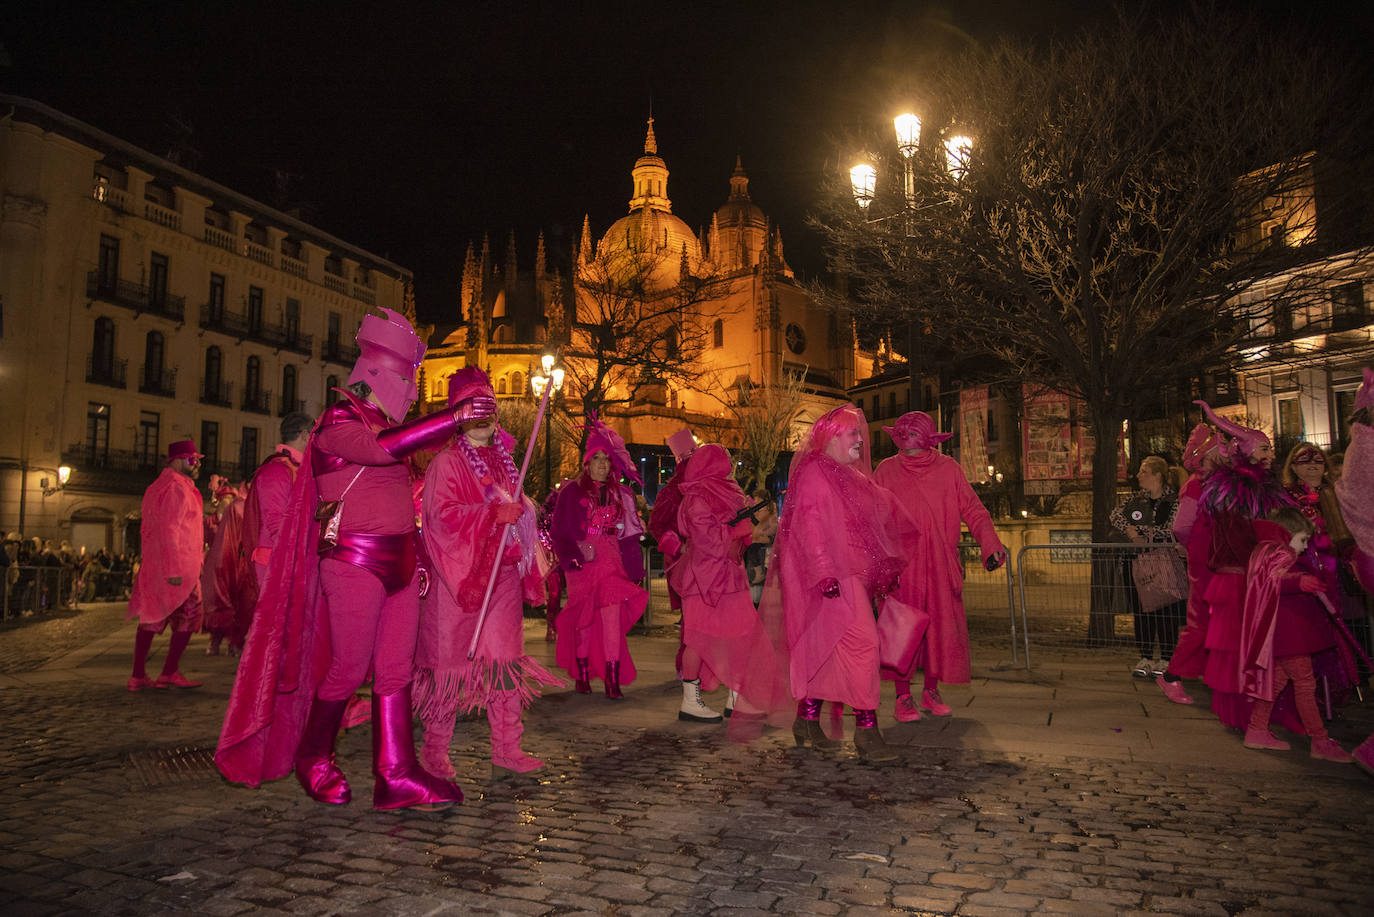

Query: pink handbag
<box><xmin>877</xmin><ymin>596</ymin><xmax>930</xmax><ymax>675</ymax></box>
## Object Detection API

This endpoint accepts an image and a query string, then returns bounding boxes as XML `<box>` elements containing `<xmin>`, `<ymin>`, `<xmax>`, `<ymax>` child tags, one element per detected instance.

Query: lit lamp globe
<box><xmin>849</xmin><ymin>163</ymin><xmax>877</xmax><ymax>210</ymax></box>
<box><xmin>894</xmin><ymin>113</ymin><xmax>921</xmax><ymax>158</ymax></box>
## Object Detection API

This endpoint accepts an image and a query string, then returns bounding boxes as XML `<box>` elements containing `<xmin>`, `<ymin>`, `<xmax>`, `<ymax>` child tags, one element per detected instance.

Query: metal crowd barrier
<box><xmin>2</xmin><ymin>566</ymin><xmax>78</xmax><ymax>621</ymax></box>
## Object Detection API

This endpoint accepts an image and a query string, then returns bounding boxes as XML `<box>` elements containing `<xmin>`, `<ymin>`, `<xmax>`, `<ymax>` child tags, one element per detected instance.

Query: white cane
<box><xmin>466</xmin><ymin>379</ymin><xmax>552</xmax><ymax>659</ymax></box>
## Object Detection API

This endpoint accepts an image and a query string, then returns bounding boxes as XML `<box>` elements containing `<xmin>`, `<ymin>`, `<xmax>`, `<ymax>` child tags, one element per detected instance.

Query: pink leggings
<box><xmin>316</xmin><ymin>558</ymin><xmax>419</xmax><ymax>701</ymax></box>
<box><xmin>1248</xmin><ymin>654</ymin><xmax>1327</xmax><ymax>741</ymax></box>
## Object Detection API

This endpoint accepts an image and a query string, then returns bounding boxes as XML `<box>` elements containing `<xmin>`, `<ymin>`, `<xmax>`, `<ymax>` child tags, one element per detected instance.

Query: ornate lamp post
<box><xmin>850</xmin><ymin>114</ymin><xmax>972</xmax><ymax>415</ymax></box>
<box><xmin>530</xmin><ymin>353</ymin><xmax>565</xmax><ymax>498</ymax></box>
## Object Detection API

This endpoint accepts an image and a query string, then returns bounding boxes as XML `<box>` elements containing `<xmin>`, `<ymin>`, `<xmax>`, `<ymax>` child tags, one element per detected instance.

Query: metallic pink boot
<box><xmin>295</xmin><ymin>697</ymin><xmax>352</xmax><ymax>804</ymax></box>
<box><xmin>488</xmin><ymin>690</ymin><xmax>542</xmax><ymax>777</ymax></box>
<box><xmin>371</xmin><ymin>687</ymin><xmax>463</xmax><ymax>811</ymax></box>
<box><xmin>604</xmin><ymin>661</ymin><xmax>624</xmax><ymax>699</ymax></box>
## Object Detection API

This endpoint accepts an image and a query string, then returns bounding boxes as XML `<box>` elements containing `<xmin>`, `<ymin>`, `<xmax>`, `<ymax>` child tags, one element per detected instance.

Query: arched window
<box><xmin>497</xmin><ymin>377</ymin><xmax>508</xmax><ymax>395</ymax></box>
<box><xmin>204</xmin><ymin>346</ymin><xmax>222</xmax><ymax>401</ymax></box>
<box><xmin>510</xmin><ymin>372</ymin><xmax>523</xmax><ymax>395</ymax></box>
<box><xmin>666</xmin><ymin>326</ymin><xmax>680</xmax><ymax>360</ymax></box>
<box><xmin>282</xmin><ymin>364</ymin><xmax>297</xmax><ymax>413</ymax></box>
<box><xmin>325</xmin><ymin>374</ymin><xmax>340</xmax><ymax>405</ymax></box>
<box><xmin>245</xmin><ymin>355</ymin><xmax>261</xmax><ymax>400</ymax></box>
<box><xmin>713</xmin><ymin>318</ymin><xmax>724</xmax><ymax>349</ymax></box>
<box><xmin>144</xmin><ymin>331</ymin><xmax>164</xmax><ymax>388</ymax></box>
<box><xmin>92</xmin><ymin>317</ymin><xmax>115</xmax><ymax>376</ymax></box>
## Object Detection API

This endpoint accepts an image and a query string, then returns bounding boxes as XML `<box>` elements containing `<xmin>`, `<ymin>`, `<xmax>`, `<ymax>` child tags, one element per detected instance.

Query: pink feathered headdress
<box><xmin>581</xmin><ymin>413</ymin><xmax>643</xmax><ymax>486</ymax></box>
<box><xmin>882</xmin><ymin>411</ymin><xmax>952</xmax><ymax>452</ymax></box>
<box><xmin>1195</xmin><ymin>400</ymin><xmax>1269</xmax><ymax>460</ymax></box>
<box><xmin>1182</xmin><ymin>423</ymin><xmax>1222</xmax><ymax>473</ymax></box>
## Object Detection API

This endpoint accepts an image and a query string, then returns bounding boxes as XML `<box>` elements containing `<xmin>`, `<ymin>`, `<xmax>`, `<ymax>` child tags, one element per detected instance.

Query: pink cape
<box><xmin>874</xmin><ymin>450</ymin><xmax>1005</xmax><ymax>684</ymax></box>
<box><xmin>215</xmin><ymin>430</ymin><xmax>332</xmax><ymax>787</ymax></box>
<box><xmin>669</xmin><ymin>445</ymin><xmax>768</xmax><ymax>693</ymax></box>
<box><xmin>127</xmin><ymin>468</ymin><xmax>204</xmax><ymax>626</ymax></box>
<box><xmin>1239</xmin><ymin>539</ymin><xmax>1292</xmax><ymax>702</ymax></box>
<box><xmin>413</xmin><ymin>444</ymin><xmax>558</xmax><ymax>719</ymax></box>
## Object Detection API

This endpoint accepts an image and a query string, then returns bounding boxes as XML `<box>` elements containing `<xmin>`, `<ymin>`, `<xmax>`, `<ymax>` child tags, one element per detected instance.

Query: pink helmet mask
<box><xmin>1195</xmin><ymin>400</ymin><xmax>1269</xmax><ymax>460</ymax></box>
<box><xmin>883</xmin><ymin>411</ymin><xmax>952</xmax><ymax>452</ymax></box>
<box><xmin>1182</xmin><ymin>423</ymin><xmax>1223</xmax><ymax>473</ymax></box>
<box><xmin>347</xmin><ymin>308</ymin><xmax>425</xmax><ymax>420</ymax></box>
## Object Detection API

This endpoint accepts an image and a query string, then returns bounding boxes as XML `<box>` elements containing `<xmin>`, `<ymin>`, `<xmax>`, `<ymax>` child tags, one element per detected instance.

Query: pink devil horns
<box><xmin>1194</xmin><ymin>400</ymin><xmax>1269</xmax><ymax>458</ymax></box>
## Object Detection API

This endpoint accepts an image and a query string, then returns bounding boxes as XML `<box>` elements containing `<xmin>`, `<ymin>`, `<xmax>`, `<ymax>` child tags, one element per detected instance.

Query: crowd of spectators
<box><xmin>1</xmin><ymin>531</ymin><xmax>137</xmax><ymax>616</ymax></box>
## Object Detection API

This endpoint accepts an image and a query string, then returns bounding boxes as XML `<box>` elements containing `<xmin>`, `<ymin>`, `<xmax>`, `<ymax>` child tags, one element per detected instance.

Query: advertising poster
<box><xmin>1022</xmin><ymin>384</ymin><xmax>1074</xmax><ymax>480</ymax></box>
<box><xmin>959</xmin><ymin>385</ymin><xmax>989</xmax><ymax>483</ymax></box>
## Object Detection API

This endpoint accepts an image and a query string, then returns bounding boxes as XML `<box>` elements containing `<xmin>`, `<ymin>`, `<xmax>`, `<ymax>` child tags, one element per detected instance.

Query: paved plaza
<box><xmin>1</xmin><ymin>602</ymin><xmax>1371</xmax><ymax>916</ymax></box>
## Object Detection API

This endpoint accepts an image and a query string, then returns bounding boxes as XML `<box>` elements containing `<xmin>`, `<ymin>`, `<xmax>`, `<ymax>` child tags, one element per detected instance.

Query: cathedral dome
<box><xmin>715</xmin><ymin>155</ymin><xmax>765</xmax><ymax>228</ymax></box>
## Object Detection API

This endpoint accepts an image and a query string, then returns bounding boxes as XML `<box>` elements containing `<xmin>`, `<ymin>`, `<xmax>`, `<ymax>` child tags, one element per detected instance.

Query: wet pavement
<box><xmin>2</xmin><ymin>602</ymin><xmax>1372</xmax><ymax>916</ymax></box>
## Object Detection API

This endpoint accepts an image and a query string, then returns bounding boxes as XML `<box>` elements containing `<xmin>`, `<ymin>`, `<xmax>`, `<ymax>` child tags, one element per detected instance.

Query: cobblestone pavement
<box><xmin>1</xmin><ymin>606</ymin><xmax>1372</xmax><ymax>916</ymax></box>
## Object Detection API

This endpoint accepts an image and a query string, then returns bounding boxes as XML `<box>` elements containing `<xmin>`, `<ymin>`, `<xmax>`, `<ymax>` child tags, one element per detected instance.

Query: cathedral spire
<box><xmin>645</xmin><ymin>116</ymin><xmax>658</xmax><ymax>155</ymax></box>
<box><xmin>629</xmin><ymin>117</ymin><xmax>671</xmax><ymax>214</ymax></box>
<box><xmin>729</xmin><ymin>154</ymin><xmax>750</xmax><ymax>200</ymax></box>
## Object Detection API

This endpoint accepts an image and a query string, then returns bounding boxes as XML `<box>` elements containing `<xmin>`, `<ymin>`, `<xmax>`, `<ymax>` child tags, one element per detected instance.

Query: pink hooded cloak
<box><xmin>668</xmin><ymin>444</ymin><xmax>769</xmax><ymax>693</ymax></box>
<box><xmin>127</xmin><ymin>467</ymin><xmax>205</xmax><ymax>627</ymax></box>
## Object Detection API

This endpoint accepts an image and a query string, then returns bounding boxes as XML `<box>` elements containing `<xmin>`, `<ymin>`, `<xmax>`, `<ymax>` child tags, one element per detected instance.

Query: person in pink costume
<box><xmin>412</xmin><ymin>368</ymin><xmax>560</xmax><ymax>780</ymax></box>
<box><xmin>216</xmin><ymin>308</ymin><xmax>465</xmax><ymax>812</ymax></box>
<box><xmin>667</xmin><ymin>443</ymin><xmax>763</xmax><ymax>723</ymax></box>
<box><xmin>648</xmin><ymin>427</ymin><xmax>697</xmax><ymax>606</ymax></box>
<box><xmin>127</xmin><ymin>439</ymin><xmax>208</xmax><ymax>691</ymax></box>
<box><xmin>242</xmin><ymin>411</ymin><xmax>313</xmax><ymax>600</ymax></box>
<box><xmin>1334</xmin><ymin>367</ymin><xmax>1374</xmax><ymax>776</ymax></box>
<box><xmin>874</xmin><ymin>411</ymin><xmax>1007</xmax><ymax>721</ymax></box>
<box><xmin>202</xmin><ymin>481</ymin><xmax>248</xmax><ymax>656</ymax></box>
<box><xmin>1156</xmin><ymin>423</ymin><xmax>1224</xmax><ymax>704</ymax></box>
<box><xmin>550</xmin><ymin>416</ymin><xmax>649</xmax><ymax>699</ymax></box>
<box><xmin>1189</xmin><ymin>401</ymin><xmax>1294</xmax><ymax>730</ymax></box>
<box><xmin>764</xmin><ymin>404</ymin><xmax>908</xmax><ymax>763</ymax></box>
<box><xmin>537</xmin><ymin>486</ymin><xmax>565</xmax><ymax>643</ymax></box>
<box><xmin>1237</xmin><ymin>507</ymin><xmax>1354</xmax><ymax>762</ymax></box>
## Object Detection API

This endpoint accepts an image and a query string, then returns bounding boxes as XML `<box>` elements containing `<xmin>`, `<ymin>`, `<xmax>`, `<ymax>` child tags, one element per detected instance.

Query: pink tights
<box><xmin>131</xmin><ymin>627</ymin><xmax>193</xmax><ymax>678</ymax></box>
<box><xmin>1248</xmin><ymin>654</ymin><xmax>1327</xmax><ymax>741</ymax></box>
<box><xmin>316</xmin><ymin>558</ymin><xmax>419</xmax><ymax>701</ymax></box>
<box><xmin>574</xmin><ymin>603</ymin><xmax>622</xmax><ymax>662</ymax></box>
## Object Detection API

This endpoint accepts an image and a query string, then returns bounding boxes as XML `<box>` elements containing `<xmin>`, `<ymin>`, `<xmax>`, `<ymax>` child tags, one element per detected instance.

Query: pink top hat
<box><xmin>166</xmin><ymin>440</ymin><xmax>204</xmax><ymax>464</ymax></box>
<box><xmin>666</xmin><ymin>428</ymin><xmax>696</xmax><ymax>463</ymax></box>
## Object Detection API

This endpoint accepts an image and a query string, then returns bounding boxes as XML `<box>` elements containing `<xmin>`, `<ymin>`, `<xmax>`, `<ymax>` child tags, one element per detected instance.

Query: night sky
<box><xmin>3</xmin><ymin>0</ymin><xmax>1367</xmax><ymax>323</ymax></box>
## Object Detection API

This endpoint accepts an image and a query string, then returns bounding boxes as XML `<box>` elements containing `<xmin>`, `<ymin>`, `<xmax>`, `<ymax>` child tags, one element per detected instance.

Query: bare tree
<box><xmin>728</xmin><ymin>370</ymin><xmax>807</xmax><ymax>493</ymax></box>
<box><xmin>810</xmin><ymin>5</ymin><xmax>1372</xmax><ymax>641</ymax></box>
<box><xmin>563</xmin><ymin>246</ymin><xmax>732</xmax><ymax>447</ymax></box>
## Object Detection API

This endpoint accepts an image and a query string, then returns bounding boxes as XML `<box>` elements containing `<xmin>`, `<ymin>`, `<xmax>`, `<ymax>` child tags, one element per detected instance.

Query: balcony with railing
<box><xmin>242</xmin><ymin>389</ymin><xmax>273</xmax><ymax>415</ymax></box>
<box><xmin>87</xmin><ymin>271</ymin><xmax>186</xmax><ymax>322</ymax></box>
<box><xmin>321</xmin><ymin>339</ymin><xmax>360</xmax><ymax>366</ymax></box>
<box><xmin>86</xmin><ymin>355</ymin><xmax>127</xmax><ymax>389</ymax></box>
<box><xmin>198</xmin><ymin>303</ymin><xmax>313</xmax><ymax>356</ymax></box>
<box><xmin>279</xmin><ymin>396</ymin><xmax>306</xmax><ymax>417</ymax></box>
<box><xmin>201</xmin><ymin>378</ymin><xmax>233</xmax><ymax>407</ymax></box>
<box><xmin>61</xmin><ymin>443</ymin><xmax>162</xmax><ymax>495</ymax></box>
<box><xmin>139</xmin><ymin>365</ymin><xmax>178</xmax><ymax>398</ymax></box>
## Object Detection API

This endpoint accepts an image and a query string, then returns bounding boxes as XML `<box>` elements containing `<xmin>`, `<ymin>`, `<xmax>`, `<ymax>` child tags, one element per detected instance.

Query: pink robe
<box><xmin>668</xmin><ymin>445</ymin><xmax>765</xmax><ymax>693</ymax></box>
<box><xmin>201</xmin><ymin>500</ymin><xmax>249</xmax><ymax>642</ymax></box>
<box><xmin>875</xmin><ymin>451</ymin><xmax>1005</xmax><ymax>684</ymax></box>
<box><xmin>413</xmin><ymin>443</ymin><xmax>558</xmax><ymax>720</ymax></box>
<box><xmin>127</xmin><ymin>467</ymin><xmax>204</xmax><ymax>628</ymax></box>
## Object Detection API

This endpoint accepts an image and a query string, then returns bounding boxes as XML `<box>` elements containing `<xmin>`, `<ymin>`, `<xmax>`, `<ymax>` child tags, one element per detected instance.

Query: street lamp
<box><xmin>41</xmin><ymin>465</ymin><xmax>72</xmax><ymax>497</ymax></box>
<box><xmin>850</xmin><ymin>114</ymin><xmax>973</xmax><ymax>415</ymax></box>
<box><xmin>530</xmin><ymin>353</ymin><xmax>565</xmax><ymax>497</ymax></box>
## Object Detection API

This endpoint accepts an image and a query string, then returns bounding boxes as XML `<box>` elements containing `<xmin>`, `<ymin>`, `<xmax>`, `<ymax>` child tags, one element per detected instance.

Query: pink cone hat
<box><xmin>666</xmin><ymin>428</ymin><xmax>696</xmax><ymax>463</ymax></box>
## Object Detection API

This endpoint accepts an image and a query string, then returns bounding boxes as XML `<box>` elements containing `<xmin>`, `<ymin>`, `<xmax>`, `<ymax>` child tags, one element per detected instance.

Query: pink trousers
<box><xmin>1248</xmin><ymin>654</ymin><xmax>1327</xmax><ymax>741</ymax></box>
<box><xmin>317</xmin><ymin>557</ymin><xmax>419</xmax><ymax>701</ymax></box>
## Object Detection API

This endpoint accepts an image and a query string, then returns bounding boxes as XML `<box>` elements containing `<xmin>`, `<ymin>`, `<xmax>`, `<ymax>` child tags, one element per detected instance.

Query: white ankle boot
<box><xmin>678</xmin><ymin>679</ymin><xmax>723</xmax><ymax>723</ymax></box>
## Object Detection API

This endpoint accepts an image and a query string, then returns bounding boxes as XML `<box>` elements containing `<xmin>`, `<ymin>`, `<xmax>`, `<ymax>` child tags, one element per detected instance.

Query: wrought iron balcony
<box><xmin>321</xmin><ymin>339</ymin><xmax>360</xmax><ymax>366</ymax></box>
<box><xmin>201</xmin><ymin>378</ymin><xmax>233</xmax><ymax>407</ymax></box>
<box><xmin>87</xmin><ymin>271</ymin><xmax>185</xmax><ymax>322</ymax></box>
<box><xmin>198</xmin><ymin>303</ymin><xmax>313</xmax><ymax>356</ymax></box>
<box><xmin>242</xmin><ymin>389</ymin><xmax>273</xmax><ymax>415</ymax></box>
<box><xmin>61</xmin><ymin>443</ymin><xmax>162</xmax><ymax>495</ymax></box>
<box><xmin>86</xmin><ymin>355</ymin><xmax>127</xmax><ymax>389</ymax></box>
<box><xmin>138</xmin><ymin>365</ymin><xmax>178</xmax><ymax>398</ymax></box>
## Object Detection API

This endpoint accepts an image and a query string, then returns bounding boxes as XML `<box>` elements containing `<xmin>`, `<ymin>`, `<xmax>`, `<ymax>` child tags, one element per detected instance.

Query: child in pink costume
<box><xmin>1334</xmin><ymin>367</ymin><xmax>1374</xmax><ymax>776</ymax></box>
<box><xmin>764</xmin><ymin>404</ymin><xmax>908</xmax><ymax>763</ymax></box>
<box><xmin>216</xmin><ymin>308</ymin><xmax>465</xmax><ymax>812</ymax></box>
<box><xmin>127</xmin><ymin>440</ymin><xmax>207</xmax><ymax>691</ymax></box>
<box><xmin>668</xmin><ymin>443</ymin><xmax>763</xmax><ymax>723</ymax></box>
<box><xmin>1238</xmin><ymin>507</ymin><xmax>1353</xmax><ymax>762</ymax></box>
<box><xmin>874</xmin><ymin>412</ymin><xmax>1006</xmax><ymax>721</ymax></box>
<box><xmin>1156</xmin><ymin>423</ymin><xmax>1223</xmax><ymax>704</ymax></box>
<box><xmin>413</xmin><ymin>368</ymin><xmax>560</xmax><ymax>780</ymax></box>
<box><xmin>550</xmin><ymin>417</ymin><xmax>649</xmax><ymax>698</ymax></box>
